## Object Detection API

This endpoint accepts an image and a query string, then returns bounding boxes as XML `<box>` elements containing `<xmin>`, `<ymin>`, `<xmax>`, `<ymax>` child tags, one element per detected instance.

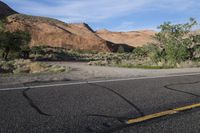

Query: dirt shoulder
<box><xmin>1</xmin><ymin>62</ymin><xmax>200</xmax><ymax>85</ymax></box>
<box><xmin>59</xmin><ymin>62</ymin><xmax>200</xmax><ymax>79</ymax></box>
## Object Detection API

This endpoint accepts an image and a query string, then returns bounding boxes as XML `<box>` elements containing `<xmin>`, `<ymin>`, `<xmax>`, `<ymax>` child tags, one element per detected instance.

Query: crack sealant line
<box><xmin>22</xmin><ymin>88</ymin><xmax>52</xmax><ymax>116</ymax></box>
<box><xmin>22</xmin><ymin>83</ymin><xmax>52</xmax><ymax>116</ymax></box>
<box><xmin>164</xmin><ymin>85</ymin><xmax>200</xmax><ymax>97</ymax></box>
<box><xmin>163</xmin><ymin>81</ymin><xmax>200</xmax><ymax>97</ymax></box>
<box><xmin>88</xmin><ymin>82</ymin><xmax>145</xmax><ymax>117</ymax></box>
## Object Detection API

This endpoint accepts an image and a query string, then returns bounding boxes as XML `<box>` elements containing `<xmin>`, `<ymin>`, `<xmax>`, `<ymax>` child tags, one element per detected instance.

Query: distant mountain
<box><xmin>96</xmin><ymin>29</ymin><xmax>156</xmax><ymax>47</ymax></box>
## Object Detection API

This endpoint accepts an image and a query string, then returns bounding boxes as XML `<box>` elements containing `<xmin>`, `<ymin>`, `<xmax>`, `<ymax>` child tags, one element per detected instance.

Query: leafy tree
<box><xmin>154</xmin><ymin>18</ymin><xmax>199</xmax><ymax>65</ymax></box>
<box><xmin>0</xmin><ymin>30</ymin><xmax>31</xmax><ymax>60</ymax></box>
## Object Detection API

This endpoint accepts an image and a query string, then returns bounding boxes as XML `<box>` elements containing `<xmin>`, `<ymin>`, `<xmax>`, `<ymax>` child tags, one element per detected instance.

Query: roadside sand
<box><xmin>1</xmin><ymin>62</ymin><xmax>200</xmax><ymax>85</ymax></box>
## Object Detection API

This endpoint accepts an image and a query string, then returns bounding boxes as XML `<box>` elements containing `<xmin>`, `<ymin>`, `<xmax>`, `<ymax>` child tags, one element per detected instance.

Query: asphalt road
<box><xmin>1</xmin><ymin>74</ymin><xmax>200</xmax><ymax>133</ymax></box>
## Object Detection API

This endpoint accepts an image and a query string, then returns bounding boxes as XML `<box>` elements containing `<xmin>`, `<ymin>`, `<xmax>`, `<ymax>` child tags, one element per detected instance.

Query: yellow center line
<box><xmin>126</xmin><ymin>103</ymin><xmax>200</xmax><ymax>125</ymax></box>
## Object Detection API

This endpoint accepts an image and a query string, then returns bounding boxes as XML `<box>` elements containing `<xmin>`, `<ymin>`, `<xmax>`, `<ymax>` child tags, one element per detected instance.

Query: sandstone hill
<box><xmin>1</xmin><ymin>1</ymin><xmax>135</xmax><ymax>52</ymax></box>
<box><xmin>5</xmin><ymin>14</ymin><xmax>112</xmax><ymax>52</ymax></box>
<box><xmin>96</xmin><ymin>29</ymin><xmax>156</xmax><ymax>47</ymax></box>
<box><xmin>2</xmin><ymin>1</ymin><xmax>161</xmax><ymax>52</ymax></box>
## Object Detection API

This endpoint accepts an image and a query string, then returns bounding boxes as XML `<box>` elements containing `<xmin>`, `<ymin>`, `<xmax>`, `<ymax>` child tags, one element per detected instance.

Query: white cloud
<box><xmin>3</xmin><ymin>0</ymin><xmax>200</xmax><ymax>24</ymax></box>
<box><xmin>111</xmin><ymin>21</ymin><xmax>159</xmax><ymax>32</ymax></box>
<box><xmin>5</xmin><ymin>0</ymin><xmax>152</xmax><ymax>22</ymax></box>
<box><xmin>111</xmin><ymin>22</ymin><xmax>136</xmax><ymax>31</ymax></box>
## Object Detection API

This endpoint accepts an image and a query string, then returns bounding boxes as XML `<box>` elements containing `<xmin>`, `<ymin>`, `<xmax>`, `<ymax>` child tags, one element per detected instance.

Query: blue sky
<box><xmin>2</xmin><ymin>0</ymin><xmax>200</xmax><ymax>31</ymax></box>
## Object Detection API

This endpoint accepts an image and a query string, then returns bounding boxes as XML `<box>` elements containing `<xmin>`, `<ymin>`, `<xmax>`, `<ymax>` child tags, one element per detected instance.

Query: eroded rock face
<box><xmin>96</xmin><ymin>29</ymin><xmax>156</xmax><ymax>47</ymax></box>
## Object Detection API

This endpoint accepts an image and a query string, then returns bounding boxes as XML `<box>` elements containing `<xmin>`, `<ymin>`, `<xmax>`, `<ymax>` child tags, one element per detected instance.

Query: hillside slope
<box><xmin>96</xmin><ymin>29</ymin><xmax>156</xmax><ymax>47</ymax></box>
<box><xmin>1</xmin><ymin>1</ymin><xmax>135</xmax><ymax>52</ymax></box>
<box><xmin>5</xmin><ymin>14</ymin><xmax>118</xmax><ymax>52</ymax></box>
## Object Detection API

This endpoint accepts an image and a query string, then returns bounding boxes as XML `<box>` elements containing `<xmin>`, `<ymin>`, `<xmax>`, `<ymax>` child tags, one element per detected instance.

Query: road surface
<box><xmin>1</xmin><ymin>73</ymin><xmax>200</xmax><ymax>133</ymax></box>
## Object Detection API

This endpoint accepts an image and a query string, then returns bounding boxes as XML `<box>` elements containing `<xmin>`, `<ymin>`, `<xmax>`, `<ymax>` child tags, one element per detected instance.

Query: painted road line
<box><xmin>1</xmin><ymin>72</ymin><xmax>200</xmax><ymax>91</ymax></box>
<box><xmin>126</xmin><ymin>103</ymin><xmax>200</xmax><ymax>125</ymax></box>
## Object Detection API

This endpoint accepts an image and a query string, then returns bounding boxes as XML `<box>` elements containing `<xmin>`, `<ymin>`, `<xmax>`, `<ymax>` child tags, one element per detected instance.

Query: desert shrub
<box><xmin>47</xmin><ymin>65</ymin><xmax>66</xmax><ymax>73</ymax></box>
<box><xmin>31</xmin><ymin>46</ymin><xmax>45</xmax><ymax>55</ymax></box>
<box><xmin>88</xmin><ymin>60</ymin><xmax>109</xmax><ymax>66</ymax></box>
<box><xmin>112</xmin><ymin>54</ymin><xmax>122</xmax><ymax>64</ymax></box>
<box><xmin>0</xmin><ymin>60</ymin><xmax>14</xmax><ymax>73</ymax></box>
<box><xmin>118</xmin><ymin>64</ymin><xmax>173</xmax><ymax>69</ymax></box>
<box><xmin>144</xmin><ymin>44</ymin><xmax>164</xmax><ymax>63</ymax></box>
<box><xmin>0</xmin><ymin>19</ymin><xmax>5</xmax><ymax>32</ymax></box>
<box><xmin>31</xmin><ymin>46</ymin><xmax>65</xmax><ymax>61</ymax></box>
<box><xmin>164</xmin><ymin>40</ymin><xmax>189</xmax><ymax>65</ymax></box>
<box><xmin>20</xmin><ymin>45</ymin><xmax>31</xmax><ymax>59</ymax></box>
<box><xmin>193</xmin><ymin>45</ymin><xmax>200</xmax><ymax>59</ymax></box>
<box><xmin>0</xmin><ymin>59</ymin><xmax>68</xmax><ymax>74</ymax></box>
<box><xmin>117</xmin><ymin>46</ymin><xmax>125</xmax><ymax>53</ymax></box>
<box><xmin>75</xmin><ymin>49</ymin><xmax>98</xmax><ymax>54</ymax></box>
<box><xmin>13</xmin><ymin>59</ymin><xmax>34</xmax><ymax>74</ymax></box>
<box><xmin>132</xmin><ymin>47</ymin><xmax>148</xmax><ymax>58</ymax></box>
<box><xmin>177</xmin><ymin>60</ymin><xmax>200</xmax><ymax>68</ymax></box>
<box><xmin>132</xmin><ymin>44</ymin><xmax>162</xmax><ymax>61</ymax></box>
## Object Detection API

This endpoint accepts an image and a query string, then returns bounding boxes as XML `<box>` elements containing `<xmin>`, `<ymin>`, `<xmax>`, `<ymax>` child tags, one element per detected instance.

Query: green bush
<box><xmin>153</xmin><ymin>18</ymin><xmax>199</xmax><ymax>65</ymax></box>
<box><xmin>132</xmin><ymin>47</ymin><xmax>148</xmax><ymax>58</ymax></box>
<box><xmin>0</xmin><ymin>19</ymin><xmax>5</xmax><ymax>32</ymax></box>
<box><xmin>31</xmin><ymin>46</ymin><xmax>46</xmax><ymax>55</ymax></box>
<box><xmin>165</xmin><ymin>41</ymin><xmax>189</xmax><ymax>65</ymax></box>
<box><xmin>117</xmin><ymin>46</ymin><xmax>125</xmax><ymax>53</ymax></box>
<box><xmin>193</xmin><ymin>45</ymin><xmax>200</xmax><ymax>59</ymax></box>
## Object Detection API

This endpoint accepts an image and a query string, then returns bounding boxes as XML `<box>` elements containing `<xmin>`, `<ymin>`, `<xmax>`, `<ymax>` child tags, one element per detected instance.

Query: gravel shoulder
<box><xmin>1</xmin><ymin>61</ymin><xmax>200</xmax><ymax>85</ymax></box>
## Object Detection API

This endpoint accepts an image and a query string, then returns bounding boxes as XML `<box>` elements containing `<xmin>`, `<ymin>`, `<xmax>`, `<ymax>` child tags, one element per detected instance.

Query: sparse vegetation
<box><xmin>0</xmin><ymin>59</ymin><xmax>69</xmax><ymax>74</ymax></box>
<box><xmin>9</xmin><ymin>14</ymin><xmax>66</xmax><ymax>25</ymax></box>
<box><xmin>87</xmin><ymin>18</ymin><xmax>200</xmax><ymax>69</ymax></box>
<box><xmin>1</xmin><ymin>17</ymin><xmax>200</xmax><ymax>71</ymax></box>
<box><xmin>0</xmin><ymin>19</ymin><xmax>69</xmax><ymax>74</ymax></box>
<box><xmin>117</xmin><ymin>46</ymin><xmax>125</xmax><ymax>53</ymax></box>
